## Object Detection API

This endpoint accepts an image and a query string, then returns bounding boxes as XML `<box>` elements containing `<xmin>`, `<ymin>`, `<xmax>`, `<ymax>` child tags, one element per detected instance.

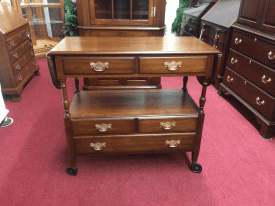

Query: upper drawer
<box><xmin>6</xmin><ymin>28</ymin><xmax>30</xmax><ymax>51</ymax></box>
<box><xmin>227</xmin><ymin>49</ymin><xmax>275</xmax><ymax>96</ymax></box>
<box><xmin>200</xmin><ymin>23</ymin><xmax>228</xmax><ymax>44</ymax></box>
<box><xmin>62</xmin><ymin>57</ymin><xmax>135</xmax><ymax>75</ymax></box>
<box><xmin>9</xmin><ymin>40</ymin><xmax>32</xmax><ymax>64</ymax></box>
<box><xmin>231</xmin><ymin>30</ymin><xmax>275</xmax><ymax>69</ymax></box>
<box><xmin>139</xmin><ymin>56</ymin><xmax>207</xmax><ymax>74</ymax></box>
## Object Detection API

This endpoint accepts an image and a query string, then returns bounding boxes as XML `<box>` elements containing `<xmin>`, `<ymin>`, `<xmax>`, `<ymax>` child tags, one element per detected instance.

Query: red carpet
<box><xmin>1</xmin><ymin>58</ymin><xmax>275</xmax><ymax>206</ymax></box>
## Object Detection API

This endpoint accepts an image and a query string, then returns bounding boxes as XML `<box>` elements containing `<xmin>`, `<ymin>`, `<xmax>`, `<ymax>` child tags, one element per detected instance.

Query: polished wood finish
<box><xmin>0</xmin><ymin>2</ymin><xmax>39</xmax><ymax>101</ymax></box>
<box><xmin>47</xmin><ymin>36</ymin><xmax>221</xmax><ymax>174</ymax></box>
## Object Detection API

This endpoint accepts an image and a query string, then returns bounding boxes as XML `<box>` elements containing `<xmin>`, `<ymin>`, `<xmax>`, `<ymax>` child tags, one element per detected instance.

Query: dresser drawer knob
<box><xmin>18</xmin><ymin>76</ymin><xmax>22</xmax><ymax>81</ymax></box>
<box><xmin>213</xmin><ymin>45</ymin><xmax>217</xmax><ymax>49</ymax></box>
<box><xmin>231</xmin><ymin>58</ymin><xmax>238</xmax><ymax>64</ymax></box>
<box><xmin>165</xmin><ymin>140</ymin><xmax>180</xmax><ymax>148</ymax></box>
<box><xmin>215</xmin><ymin>34</ymin><xmax>220</xmax><ymax>39</ymax></box>
<box><xmin>227</xmin><ymin>76</ymin><xmax>234</xmax><ymax>82</ymax></box>
<box><xmin>10</xmin><ymin>40</ymin><xmax>15</xmax><ymax>47</ymax></box>
<box><xmin>164</xmin><ymin>61</ymin><xmax>182</xmax><ymax>71</ymax></box>
<box><xmin>268</xmin><ymin>51</ymin><xmax>275</xmax><ymax>60</ymax></box>
<box><xmin>235</xmin><ymin>38</ymin><xmax>242</xmax><ymax>44</ymax></box>
<box><xmin>15</xmin><ymin>65</ymin><xmax>20</xmax><ymax>70</ymax></box>
<box><xmin>90</xmin><ymin>62</ymin><xmax>109</xmax><ymax>72</ymax></box>
<box><xmin>262</xmin><ymin>75</ymin><xmax>271</xmax><ymax>83</ymax></box>
<box><xmin>256</xmin><ymin>97</ymin><xmax>265</xmax><ymax>106</ymax></box>
<box><xmin>26</xmin><ymin>32</ymin><xmax>30</xmax><ymax>38</ymax></box>
<box><xmin>90</xmin><ymin>142</ymin><xmax>106</xmax><ymax>150</ymax></box>
<box><xmin>160</xmin><ymin>121</ymin><xmax>175</xmax><ymax>129</ymax></box>
<box><xmin>13</xmin><ymin>53</ymin><xmax>18</xmax><ymax>58</ymax></box>
<box><xmin>95</xmin><ymin>123</ymin><xmax>112</xmax><ymax>132</ymax></box>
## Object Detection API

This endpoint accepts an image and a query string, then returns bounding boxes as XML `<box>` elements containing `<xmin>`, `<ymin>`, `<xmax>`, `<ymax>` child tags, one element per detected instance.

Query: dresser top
<box><xmin>48</xmin><ymin>37</ymin><xmax>220</xmax><ymax>56</ymax></box>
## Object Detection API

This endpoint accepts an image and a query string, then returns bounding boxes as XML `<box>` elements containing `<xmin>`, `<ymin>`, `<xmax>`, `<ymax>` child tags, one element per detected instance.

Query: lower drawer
<box><xmin>15</xmin><ymin>59</ymin><xmax>35</xmax><ymax>86</ymax></box>
<box><xmin>73</xmin><ymin>133</ymin><xmax>195</xmax><ymax>154</ymax></box>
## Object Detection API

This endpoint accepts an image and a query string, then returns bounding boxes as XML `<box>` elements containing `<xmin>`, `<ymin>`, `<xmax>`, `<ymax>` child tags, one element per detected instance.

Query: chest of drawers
<box><xmin>218</xmin><ymin>23</ymin><xmax>275</xmax><ymax>139</ymax></box>
<box><xmin>47</xmin><ymin>36</ymin><xmax>221</xmax><ymax>175</ymax></box>
<box><xmin>0</xmin><ymin>2</ymin><xmax>39</xmax><ymax>101</ymax></box>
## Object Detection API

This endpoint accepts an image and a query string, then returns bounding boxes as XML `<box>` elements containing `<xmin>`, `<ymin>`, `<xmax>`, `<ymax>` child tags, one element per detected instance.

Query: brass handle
<box><xmin>201</xmin><ymin>29</ymin><xmax>205</xmax><ymax>33</ymax></box>
<box><xmin>231</xmin><ymin>58</ymin><xmax>238</xmax><ymax>64</ymax></box>
<box><xmin>227</xmin><ymin>76</ymin><xmax>234</xmax><ymax>82</ymax></box>
<box><xmin>160</xmin><ymin>121</ymin><xmax>175</xmax><ymax>130</ymax></box>
<box><xmin>18</xmin><ymin>76</ymin><xmax>22</xmax><ymax>81</ymax></box>
<box><xmin>90</xmin><ymin>62</ymin><xmax>109</xmax><ymax>72</ymax></box>
<box><xmin>215</xmin><ymin>34</ymin><xmax>220</xmax><ymax>39</ymax></box>
<box><xmin>10</xmin><ymin>40</ymin><xmax>14</xmax><ymax>47</ymax></box>
<box><xmin>256</xmin><ymin>97</ymin><xmax>265</xmax><ymax>106</ymax></box>
<box><xmin>213</xmin><ymin>45</ymin><xmax>217</xmax><ymax>49</ymax></box>
<box><xmin>90</xmin><ymin>142</ymin><xmax>106</xmax><ymax>150</ymax></box>
<box><xmin>262</xmin><ymin>75</ymin><xmax>271</xmax><ymax>83</ymax></box>
<box><xmin>268</xmin><ymin>51</ymin><xmax>275</xmax><ymax>60</ymax></box>
<box><xmin>164</xmin><ymin>61</ymin><xmax>182</xmax><ymax>71</ymax></box>
<box><xmin>33</xmin><ymin>61</ymin><xmax>36</xmax><ymax>66</ymax></box>
<box><xmin>165</xmin><ymin>140</ymin><xmax>180</xmax><ymax>148</ymax></box>
<box><xmin>235</xmin><ymin>38</ymin><xmax>242</xmax><ymax>44</ymax></box>
<box><xmin>95</xmin><ymin>123</ymin><xmax>112</xmax><ymax>132</ymax></box>
<box><xmin>26</xmin><ymin>31</ymin><xmax>30</xmax><ymax>38</ymax></box>
<box><xmin>30</xmin><ymin>51</ymin><xmax>34</xmax><ymax>56</ymax></box>
<box><xmin>13</xmin><ymin>53</ymin><xmax>18</xmax><ymax>58</ymax></box>
<box><xmin>15</xmin><ymin>65</ymin><xmax>20</xmax><ymax>70</ymax></box>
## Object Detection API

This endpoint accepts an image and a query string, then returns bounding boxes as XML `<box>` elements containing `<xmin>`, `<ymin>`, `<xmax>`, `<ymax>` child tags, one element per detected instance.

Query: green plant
<box><xmin>64</xmin><ymin>0</ymin><xmax>79</xmax><ymax>36</ymax></box>
<box><xmin>171</xmin><ymin>0</ymin><xmax>189</xmax><ymax>33</ymax></box>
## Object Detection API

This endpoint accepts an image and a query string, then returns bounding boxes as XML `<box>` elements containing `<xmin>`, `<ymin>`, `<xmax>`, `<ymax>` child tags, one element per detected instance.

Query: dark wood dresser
<box><xmin>0</xmin><ymin>2</ymin><xmax>39</xmax><ymax>101</ymax></box>
<box><xmin>180</xmin><ymin>0</ymin><xmax>216</xmax><ymax>37</ymax></box>
<box><xmin>218</xmin><ymin>0</ymin><xmax>275</xmax><ymax>139</ymax></box>
<box><xmin>199</xmin><ymin>0</ymin><xmax>241</xmax><ymax>89</ymax></box>
<box><xmin>76</xmin><ymin>0</ymin><xmax>166</xmax><ymax>90</ymax></box>
<box><xmin>47</xmin><ymin>36</ymin><xmax>221</xmax><ymax>175</ymax></box>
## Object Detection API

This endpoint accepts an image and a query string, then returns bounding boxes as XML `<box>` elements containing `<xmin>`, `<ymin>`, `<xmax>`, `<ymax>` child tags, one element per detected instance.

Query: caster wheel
<box><xmin>191</xmin><ymin>163</ymin><xmax>202</xmax><ymax>173</ymax></box>
<box><xmin>66</xmin><ymin>167</ymin><xmax>78</xmax><ymax>176</ymax></box>
<box><xmin>261</xmin><ymin>135</ymin><xmax>272</xmax><ymax>140</ymax></box>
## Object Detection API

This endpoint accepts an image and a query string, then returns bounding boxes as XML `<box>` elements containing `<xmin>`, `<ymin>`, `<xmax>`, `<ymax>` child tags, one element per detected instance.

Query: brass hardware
<box><xmin>201</xmin><ymin>29</ymin><xmax>205</xmax><ymax>33</ymax></box>
<box><xmin>189</xmin><ymin>28</ymin><xmax>192</xmax><ymax>31</ymax></box>
<box><xmin>215</xmin><ymin>34</ymin><xmax>220</xmax><ymax>39</ymax></box>
<box><xmin>201</xmin><ymin>39</ymin><xmax>204</xmax><ymax>41</ymax></box>
<box><xmin>213</xmin><ymin>45</ymin><xmax>217</xmax><ymax>49</ymax></box>
<box><xmin>256</xmin><ymin>97</ymin><xmax>265</xmax><ymax>106</ymax></box>
<box><xmin>10</xmin><ymin>41</ymin><xmax>14</xmax><ymax>47</ymax></box>
<box><xmin>262</xmin><ymin>75</ymin><xmax>271</xmax><ymax>83</ymax></box>
<box><xmin>164</xmin><ymin>61</ymin><xmax>182</xmax><ymax>71</ymax></box>
<box><xmin>13</xmin><ymin>53</ymin><xmax>18</xmax><ymax>58</ymax></box>
<box><xmin>29</xmin><ymin>42</ymin><xmax>32</xmax><ymax>46</ymax></box>
<box><xmin>165</xmin><ymin>140</ymin><xmax>180</xmax><ymax>148</ymax></box>
<box><xmin>19</xmin><ymin>34</ymin><xmax>22</xmax><ymax>38</ymax></box>
<box><xmin>268</xmin><ymin>51</ymin><xmax>275</xmax><ymax>60</ymax></box>
<box><xmin>160</xmin><ymin>121</ymin><xmax>175</xmax><ymax>130</ymax></box>
<box><xmin>249</xmin><ymin>60</ymin><xmax>252</xmax><ymax>64</ymax></box>
<box><xmin>95</xmin><ymin>123</ymin><xmax>112</xmax><ymax>132</ymax></box>
<box><xmin>227</xmin><ymin>76</ymin><xmax>234</xmax><ymax>82</ymax></box>
<box><xmin>18</xmin><ymin>76</ymin><xmax>22</xmax><ymax>81</ymax></box>
<box><xmin>30</xmin><ymin>51</ymin><xmax>34</xmax><ymax>56</ymax></box>
<box><xmin>90</xmin><ymin>62</ymin><xmax>109</xmax><ymax>72</ymax></box>
<box><xmin>151</xmin><ymin>6</ymin><xmax>156</xmax><ymax>17</ymax></box>
<box><xmin>231</xmin><ymin>58</ymin><xmax>238</xmax><ymax>64</ymax></box>
<box><xmin>254</xmin><ymin>38</ymin><xmax>257</xmax><ymax>42</ymax></box>
<box><xmin>33</xmin><ymin>61</ymin><xmax>36</xmax><ymax>66</ymax></box>
<box><xmin>235</xmin><ymin>38</ymin><xmax>242</xmax><ymax>44</ymax></box>
<box><xmin>26</xmin><ymin>31</ymin><xmax>30</xmax><ymax>37</ymax></box>
<box><xmin>244</xmin><ymin>81</ymin><xmax>247</xmax><ymax>85</ymax></box>
<box><xmin>90</xmin><ymin>142</ymin><xmax>106</xmax><ymax>150</ymax></box>
<box><xmin>15</xmin><ymin>65</ymin><xmax>20</xmax><ymax>70</ymax></box>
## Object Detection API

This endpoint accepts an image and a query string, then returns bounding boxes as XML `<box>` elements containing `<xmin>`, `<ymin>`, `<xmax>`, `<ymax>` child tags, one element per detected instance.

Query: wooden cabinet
<box><xmin>0</xmin><ymin>2</ymin><xmax>39</xmax><ymax>101</ymax></box>
<box><xmin>47</xmin><ymin>36</ymin><xmax>221</xmax><ymax>175</ymax></box>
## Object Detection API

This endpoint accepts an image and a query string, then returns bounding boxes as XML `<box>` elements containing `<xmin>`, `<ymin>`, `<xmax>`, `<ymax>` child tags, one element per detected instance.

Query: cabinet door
<box><xmin>90</xmin><ymin>0</ymin><xmax>154</xmax><ymax>26</ymax></box>
<box><xmin>237</xmin><ymin>0</ymin><xmax>266</xmax><ymax>28</ymax></box>
<box><xmin>259</xmin><ymin>0</ymin><xmax>275</xmax><ymax>33</ymax></box>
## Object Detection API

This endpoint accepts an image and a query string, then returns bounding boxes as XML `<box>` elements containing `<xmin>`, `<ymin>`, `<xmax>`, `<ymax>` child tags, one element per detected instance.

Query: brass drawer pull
<box><xmin>13</xmin><ymin>53</ymin><xmax>18</xmax><ymax>58</ymax></box>
<box><xmin>95</xmin><ymin>123</ymin><xmax>112</xmax><ymax>132</ymax></box>
<box><xmin>231</xmin><ymin>58</ymin><xmax>238</xmax><ymax>64</ymax></box>
<box><xmin>33</xmin><ymin>61</ymin><xmax>36</xmax><ymax>66</ymax></box>
<box><xmin>235</xmin><ymin>38</ymin><xmax>242</xmax><ymax>44</ymax></box>
<box><xmin>165</xmin><ymin>140</ymin><xmax>180</xmax><ymax>148</ymax></box>
<box><xmin>262</xmin><ymin>75</ymin><xmax>271</xmax><ymax>83</ymax></box>
<box><xmin>10</xmin><ymin>40</ymin><xmax>14</xmax><ymax>47</ymax></box>
<box><xmin>15</xmin><ymin>65</ymin><xmax>20</xmax><ymax>70</ymax></box>
<box><xmin>18</xmin><ymin>76</ymin><xmax>22</xmax><ymax>81</ymax></box>
<box><xmin>160</xmin><ymin>121</ymin><xmax>175</xmax><ymax>129</ymax></box>
<box><xmin>90</xmin><ymin>142</ymin><xmax>106</xmax><ymax>150</ymax></box>
<box><xmin>90</xmin><ymin>62</ymin><xmax>109</xmax><ymax>72</ymax></box>
<box><xmin>30</xmin><ymin>51</ymin><xmax>34</xmax><ymax>56</ymax></box>
<box><xmin>256</xmin><ymin>97</ymin><xmax>265</xmax><ymax>106</ymax></box>
<box><xmin>268</xmin><ymin>51</ymin><xmax>275</xmax><ymax>60</ymax></box>
<box><xmin>215</xmin><ymin>34</ymin><xmax>219</xmax><ymax>39</ymax></box>
<box><xmin>227</xmin><ymin>76</ymin><xmax>234</xmax><ymax>82</ymax></box>
<box><xmin>213</xmin><ymin>45</ymin><xmax>217</xmax><ymax>49</ymax></box>
<box><xmin>164</xmin><ymin>61</ymin><xmax>182</xmax><ymax>71</ymax></box>
<box><xmin>26</xmin><ymin>31</ymin><xmax>30</xmax><ymax>38</ymax></box>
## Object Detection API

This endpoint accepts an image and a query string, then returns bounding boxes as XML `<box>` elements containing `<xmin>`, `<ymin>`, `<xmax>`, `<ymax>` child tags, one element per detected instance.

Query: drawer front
<box><xmin>138</xmin><ymin>117</ymin><xmax>197</xmax><ymax>133</ymax></box>
<box><xmin>139</xmin><ymin>56</ymin><xmax>207</xmax><ymax>74</ymax></box>
<box><xmin>227</xmin><ymin>49</ymin><xmax>275</xmax><ymax>96</ymax></box>
<box><xmin>231</xmin><ymin>30</ymin><xmax>275</xmax><ymax>68</ymax></box>
<box><xmin>73</xmin><ymin>133</ymin><xmax>195</xmax><ymax>154</ymax></box>
<box><xmin>187</xmin><ymin>17</ymin><xmax>198</xmax><ymax>28</ymax></box>
<box><xmin>71</xmin><ymin>118</ymin><xmax>135</xmax><ymax>135</ymax></box>
<box><xmin>12</xmin><ymin>49</ymin><xmax>35</xmax><ymax>76</ymax></box>
<box><xmin>224</xmin><ymin>67</ymin><xmax>275</xmax><ymax>120</ymax></box>
<box><xmin>9</xmin><ymin>40</ymin><xmax>32</xmax><ymax>64</ymax></box>
<box><xmin>63</xmin><ymin>57</ymin><xmax>135</xmax><ymax>75</ymax></box>
<box><xmin>14</xmin><ymin>59</ymin><xmax>35</xmax><ymax>86</ymax></box>
<box><xmin>6</xmin><ymin>28</ymin><xmax>30</xmax><ymax>51</ymax></box>
<box><xmin>208</xmin><ymin>38</ymin><xmax>226</xmax><ymax>53</ymax></box>
<box><xmin>200</xmin><ymin>23</ymin><xmax>227</xmax><ymax>44</ymax></box>
<box><xmin>183</xmin><ymin>24</ymin><xmax>197</xmax><ymax>36</ymax></box>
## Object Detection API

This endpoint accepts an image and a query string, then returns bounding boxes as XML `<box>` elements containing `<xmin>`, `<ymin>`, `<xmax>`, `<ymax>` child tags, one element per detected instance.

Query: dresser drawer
<box><xmin>73</xmin><ymin>133</ymin><xmax>195</xmax><ymax>154</ymax></box>
<box><xmin>231</xmin><ymin>30</ymin><xmax>275</xmax><ymax>68</ymax></box>
<box><xmin>208</xmin><ymin>38</ymin><xmax>226</xmax><ymax>53</ymax></box>
<box><xmin>183</xmin><ymin>24</ymin><xmax>196</xmax><ymax>36</ymax></box>
<box><xmin>227</xmin><ymin>49</ymin><xmax>275</xmax><ymax>96</ymax></box>
<box><xmin>6</xmin><ymin>28</ymin><xmax>30</xmax><ymax>51</ymax></box>
<box><xmin>12</xmin><ymin>49</ymin><xmax>35</xmax><ymax>76</ymax></box>
<box><xmin>224</xmin><ymin>67</ymin><xmax>275</xmax><ymax>120</ymax></box>
<box><xmin>200</xmin><ymin>23</ymin><xmax>227</xmax><ymax>44</ymax></box>
<box><xmin>139</xmin><ymin>56</ymin><xmax>207</xmax><ymax>74</ymax></box>
<box><xmin>63</xmin><ymin>57</ymin><xmax>135</xmax><ymax>75</ymax></box>
<box><xmin>9</xmin><ymin>40</ymin><xmax>32</xmax><ymax>64</ymax></box>
<box><xmin>14</xmin><ymin>59</ymin><xmax>35</xmax><ymax>86</ymax></box>
<box><xmin>138</xmin><ymin>117</ymin><xmax>197</xmax><ymax>133</ymax></box>
<box><xmin>71</xmin><ymin>118</ymin><xmax>135</xmax><ymax>135</ymax></box>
